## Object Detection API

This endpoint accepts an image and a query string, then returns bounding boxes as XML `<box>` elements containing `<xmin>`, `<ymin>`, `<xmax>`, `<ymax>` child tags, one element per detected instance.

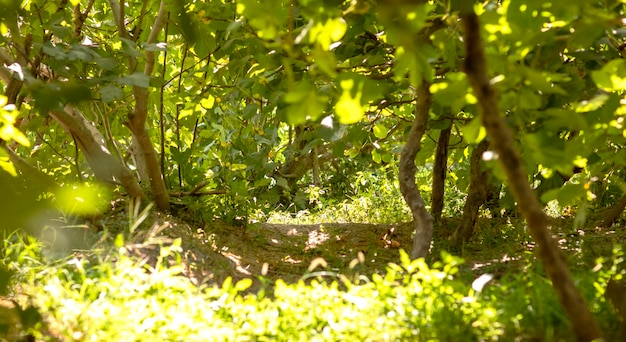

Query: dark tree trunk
<box><xmin>460</xmin><ymin>8</ymin><xmax>603</xmax><ymax>341</ymax></box>
<box><xmin>399</xmin><ymin>81</ymin><xmax>434</xmax><ymax>260</ymax></box>
<box><xmin>431</xmin><ymin>124</ymin><xmax>451</xmax><ymax>222</ymax></box>
<box><xmin>484</xmin><ymin>178</ymin><xmax>502</xmax><ymax>218</ymax></box>
<box><xmin>452</xmin><ymin>139</ymin><xmax>490</xmax><ymax>243</ymax></box>
<box><xmin>600</xmin><ymin>193</ymin><xmax>626</xmax><ymax>227</ymax></box>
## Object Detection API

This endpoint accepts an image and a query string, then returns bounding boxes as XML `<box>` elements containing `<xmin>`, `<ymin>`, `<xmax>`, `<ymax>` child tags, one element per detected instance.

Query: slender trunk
<box><xmin>600</xmin><ymin>193</ymin><xmax>626</xmax><ymax>227</ymax></box>
<box><xmin>128</xmin><ymin>86</ymin><xmax>170</xmax><ymax>211</ymax></box>
<box><xmin>399</xmin><ymin>81</ymin><xmax>434</xmax><ymax>260</ymax></box>
<box><xmin>120</xmin><ymin>1</ymin><xmax>170</xmax><ymax>211</ymax></box>
<box><xmin>431</xmin><ymin>124</ymin><xmax>451</xmax><ymax>221</ymax></box>
<box><xmin>460</xmin><ymin>8</ymin><xmax>603</xmax><ymax>341</ymax></box>
<box><xmin>452</xmin><ymin>139</ymin><xmax>490</xmax><ymax>243</ymax></box>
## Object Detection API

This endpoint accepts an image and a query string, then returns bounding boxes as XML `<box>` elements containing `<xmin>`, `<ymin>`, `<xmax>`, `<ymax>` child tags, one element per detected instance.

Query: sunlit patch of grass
<box><xmin>255</xmin><ymin>195</ymin><xmax>411</xmax><ymax>224</ymax></box>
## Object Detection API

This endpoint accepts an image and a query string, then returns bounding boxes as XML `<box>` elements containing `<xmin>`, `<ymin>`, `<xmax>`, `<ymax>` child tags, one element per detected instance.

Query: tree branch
<box><xmin>144</xmin><ymin>1</ymin><xmax>167</xmax><ymax>76</ymax></box>
<box><xmin>460</xmin><ymin>8</ymin><xmax>602</xmax><ymax>341</ymax></box>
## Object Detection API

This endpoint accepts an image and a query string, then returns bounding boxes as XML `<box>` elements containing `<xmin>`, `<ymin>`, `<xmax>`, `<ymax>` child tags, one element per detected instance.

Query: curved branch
<box><xmin>107</xmin><ymin>0</ymin><xmax>128</xmax><ymax>39</ymax></box>
<box><xmin>460</xmin><ymin>8</ymin><xmax>602</xmax><ymax>341</ymax></box>
<box><xmin>50</xmin><ymin>105</ymin><xmax>143</xmax><ymax>199</ymax></box>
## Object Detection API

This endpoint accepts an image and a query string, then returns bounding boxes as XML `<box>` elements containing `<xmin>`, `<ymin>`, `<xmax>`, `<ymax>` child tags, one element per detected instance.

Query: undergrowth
<box><xmin>1</xmin><ymin>232</ymin><xmax>623</xmax><ymax>341</ymax></box>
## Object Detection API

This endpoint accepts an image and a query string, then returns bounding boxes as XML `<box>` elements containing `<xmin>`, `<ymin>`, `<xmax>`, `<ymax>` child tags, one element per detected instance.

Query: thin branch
<box><xmin>107</xmin><ymin>0</ymin><xmax>128</xmax><ymax>39</ymax></box>
<box><xmin>144</xmin><ymin>1</ymin><xmax>167</xmax><ymax>76</ymax></box>
<box><xmin>72</xmin><ymin>0</ymin><xmax>96</xmax><ymax>38</ymax></box>
<box><xmin>132</xmin><ymin>0</ymin><xmax>151</xmax><ymax>41</ymax></box>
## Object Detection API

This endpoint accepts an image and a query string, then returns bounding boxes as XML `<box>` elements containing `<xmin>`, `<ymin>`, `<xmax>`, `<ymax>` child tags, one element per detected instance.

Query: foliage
<box><xmin>1</xmin><ymin>235</ymin><xmax>621</xmax><ymax>341</ymax></box>
<box><xmin>3</xmin><ymin>234</ymin><xmax>623</xmax><ymax>341</ymax></box>
<box><xmin>2</xmin><ymin>0</ymin><xmax>626</xmax><ymax>340</ymax></box>
<box><xmin>0</xmin><ymin>0</ymin><xmax>624</xmax><ymax>224</ymax></box>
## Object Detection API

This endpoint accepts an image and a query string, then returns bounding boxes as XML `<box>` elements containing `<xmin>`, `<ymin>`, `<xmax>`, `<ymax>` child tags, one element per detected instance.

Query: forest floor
<box><xmin>2</xmin><ymin>200</ymin><xmax>626</xmax><ymax>341</ymax></box>
<box><xmin>72</xmin><ymin>200</ymin><xmax>626</xmax><ymax>292</ymax></box>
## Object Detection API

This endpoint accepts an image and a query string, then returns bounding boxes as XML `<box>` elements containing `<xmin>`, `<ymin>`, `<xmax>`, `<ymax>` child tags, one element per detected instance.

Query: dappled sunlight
<box><xmin>282</xmin><ymin>255</ymin><xmax>302</xmax><ymax>264</ymax></box>
<box><xmin>471</xmin><ymin>254</ymin><xmax>522</xmax><ymax>272</ymax></box>
<box><xmin>221</xmin><ymin>251</ymin><xmax>251</xmax><ymax>275</ymax></box>
<box><xmin>305</xmin><ymin>229</ymin><xmax>330</xmax><ymax>250</ymax></box>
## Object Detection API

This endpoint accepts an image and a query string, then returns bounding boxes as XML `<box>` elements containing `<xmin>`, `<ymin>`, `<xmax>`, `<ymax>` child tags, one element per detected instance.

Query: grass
<box><xmin>1</xmin><ymin>174</ymin><xmax>625</xmax><ymax>341</ymax></box>
<box><xmin>5</xmin><ymin>234</ymin><xmax>621</xmax><ymax>341</ymax></box>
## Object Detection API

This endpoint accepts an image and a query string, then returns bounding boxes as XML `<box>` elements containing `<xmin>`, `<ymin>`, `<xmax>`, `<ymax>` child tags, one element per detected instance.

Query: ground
<box><xmin>2</xmin><ymin>201</ymin><xmax>626</xmax><ymax>340</ymax></box>
<box><xmin>77</xmin><ymin>201</ymin><xmax>625</xmax><ymax>292</ymax></box>
<box><xmin>98</xmin><ymin>207</ymin><xmax>420</xmax><ymax>290</ymax></box>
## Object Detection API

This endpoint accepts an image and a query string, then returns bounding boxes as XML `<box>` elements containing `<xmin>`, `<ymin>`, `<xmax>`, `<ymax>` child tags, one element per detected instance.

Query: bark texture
<box><xmin>112</xmin><ymin>0</ymin><xmax>170</xmax><ymax>211</ymax></box>
<box><xmin>452</xmin><ymin>139</ymin><xmax>490</xmax><ymax>243</ymax></box>
<box><xmin>600</xmin><ymin>193</ymin><xmax>626</xmax><ymax>227</ymax></box>
<box><xmin>431</xmin><ymin>124</ymin><xmax>451</xmax><ymax>221</ymax></box>
<box><xmin>399</xmin><ymin>81</ymin><xmax>434</xmax><ymax>260</ymax></box>
<box><xmin>460</xmin><ymin>9</ymin><xmax>603</xmax><ymax>341</ymax></box>
<box><xmin>50</xmin><ymin>106</ymin><xmax>144</xmax><ymax>199</ymax></box>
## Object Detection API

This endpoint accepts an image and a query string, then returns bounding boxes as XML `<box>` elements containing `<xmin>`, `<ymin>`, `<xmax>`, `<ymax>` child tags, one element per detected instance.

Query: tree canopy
<box><xmin>2</xmin><ymin>0</ymin><xmax>626</xmax><ymax>340</ymax></box>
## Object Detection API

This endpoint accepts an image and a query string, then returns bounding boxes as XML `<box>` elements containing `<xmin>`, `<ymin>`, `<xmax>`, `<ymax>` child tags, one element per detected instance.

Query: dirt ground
<box><xmin>74</xmin><ymin>202</ymin><xmax>624</xmax><ymax>294</ymax></box>
<box><xmin>122</xmin><ymin>214</ymin><xmax>420</xmax><ymax>290</ymax></box>
<box><xmin>27</xmin><ymin>198</ymin><xmax>625</xmax><ymax>294</ymax></box>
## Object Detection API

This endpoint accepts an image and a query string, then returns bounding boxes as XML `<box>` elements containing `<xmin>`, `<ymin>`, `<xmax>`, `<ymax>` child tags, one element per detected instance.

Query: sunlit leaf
<box><xmin>592</xmin><ymin>59</ymin><xmax>626</xmax><ymax>91</ymax></box>
<box><xmin>461</xmin><ymin>116</ymin><xmax>486</xmax><ymax>144</ymax></box>
<box><xmin>308</xmin><ymin>17</ymin><xmax>347</xmax><ymax>50</ymax></box>
<box><xmin>373</xmin><ymin>124</ymin><xmax>388</xmax><ymax>139</ymax></box>
<box><xmin>336</xmin><ymin>83</ymin><xmax>363</xmax><ymax>124</ymax></box>
<box><xmin>55</xmin><ymin>183</ymin><xmax>112</xmax><ymax>216</ymax></box>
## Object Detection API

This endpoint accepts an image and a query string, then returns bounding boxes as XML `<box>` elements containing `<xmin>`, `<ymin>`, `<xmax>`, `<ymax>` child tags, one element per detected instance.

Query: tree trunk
<box><xmin>484</xmin><ymin>178</ymin><xmax>502</xmax><ymax>218</ymax></box>
<box><xmin>452</xmin><ymin>139</ymin><xmax>490</xmax><ymax>243</ymax></box>
<box><xmin>127</xmin><ymin>86</ymin><xmax>170</xmax><ymax>211</ymax></box>
<box><xmin>600</xmin><ymin>192</ymin><xmax>626</xmax><ymax>227</ymax></box>
<box><xmin>460</xmin><ymin>8</ymin><xmax>603</xmax><ymax>341</ymax></box>
<box><xmin>431</xmin><ymin>124</ymin><xmax>451</xmax><ymax>221</ymax></box>
<box><xmin>50</xmin><ymin>106</ymin><xmax>143</xmax><ymax>199</ymax></box>
<box><xmin>399</xmin><ymin>81</ymin><xmax>434</xmax><ymax>260</ymax></box>
<box><xmin>118</xmin><ymin>1</ymin><xmax>170</xmax><ymax>211</ymax></box>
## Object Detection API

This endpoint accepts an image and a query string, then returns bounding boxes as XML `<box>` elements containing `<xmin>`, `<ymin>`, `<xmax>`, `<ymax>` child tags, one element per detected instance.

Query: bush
<box><xmin>1</xmin><ymin>236</ymin><xmax>622</xmax><ymax>341</ymax></box>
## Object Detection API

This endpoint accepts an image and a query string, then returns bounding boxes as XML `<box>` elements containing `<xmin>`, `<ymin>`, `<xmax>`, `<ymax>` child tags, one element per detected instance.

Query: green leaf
<box><xmin>461</xmin><ymin>116</ymin><xmax>486</xmax><ymax>144</ymax></box>
<box><xmin>518</xmin><ymin>88</ymin><xmax>542</xmax><ymax>110</ymax></box>
<box><xmin>118</xmin><ymin>72</ymin><xmax>150</xmax><ymax>88</ymax></box>
<box><xmin>114</xmin><ymin>234</ymin><xmax>124</xmax><ymax>248</ymax></box>
<box><xmin>234</xmin><ymin>278</ymin><xmax>253</xmax><ymax>292</ymax></box>
<box><xmin>336</xmin><ymin>86</ymin><xmax>363</xmax><ymax>124</ymax></box>
<box><xmin>95</xmin><ymin>57</ymin><xmax>117</xmax><ymax>71</ymax></box>
<box><xmin>275</xmin><ymin>176</ymin><xmax>289</xmax><ymax>190</ymax></box>
<box><xmin>283</xmin><ymin>80</ymin><xmax>328</xmax><ymax>125</ymax></box>
<box><xmin>540</xmin><ymin>183</ymin><xmax>584</xmax><ymax>206</ymax></box>
<box><xmin>237</xmin><ymin>0</ymin><xmax>288</xmax><ymax>40</ymax></box>
<box><xmin>120</xmin><ymin>38</ymin><xmax>143</xmax><ymax>58</ymax></box>
<box><xmin>335</xmin><ymin>73</ymin><xmax>380</xmax><ymax>125</ymax></box>
<box><xmin>100</xmin><ymin>85</ymin><xmax>124</xmax><ymax>103</ymax></box>
<box><xmin>373</xmin><ymin>124</ymin><xmax>388</xmax><ymax>139</ymax></box>
<box><xmin>429</xmin><ymin>72</ymin><xmax>475</xmax><ymax>112</ymax></box>
<box><xmin>372</xmin><ymin>149</ymin><xmax>382</xmax><ymax>163</ymax></box>
<box><xmin>592</xmin><ymin>59</ymin><xmax>626</xmax><ymax>91</ymax></box>
<box><xmin>230</xmin><ymin>163</ymin><xmax>247</xmax><ymax>171</ymax></box>
<box><xmin>575</xmin><ymin>93</ymin><xmax>609</xmax><ymax>113</ymax></box>
<box><xmin>308</xmin><ymin>17</ymin><xmax>347</xmax><ymax>50</ymax></box>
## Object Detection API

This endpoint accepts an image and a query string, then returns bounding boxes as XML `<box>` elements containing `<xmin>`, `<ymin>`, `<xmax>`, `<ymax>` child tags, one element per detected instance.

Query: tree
<box><xmin>458</xmin><ymin>4</ymin><xmax>603</xmax><ymax>340</ymax></box>
<box><xmin>3</xmin><ymin>1</ymin><xmax>626</xmax><ymax>337</ymax></box>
